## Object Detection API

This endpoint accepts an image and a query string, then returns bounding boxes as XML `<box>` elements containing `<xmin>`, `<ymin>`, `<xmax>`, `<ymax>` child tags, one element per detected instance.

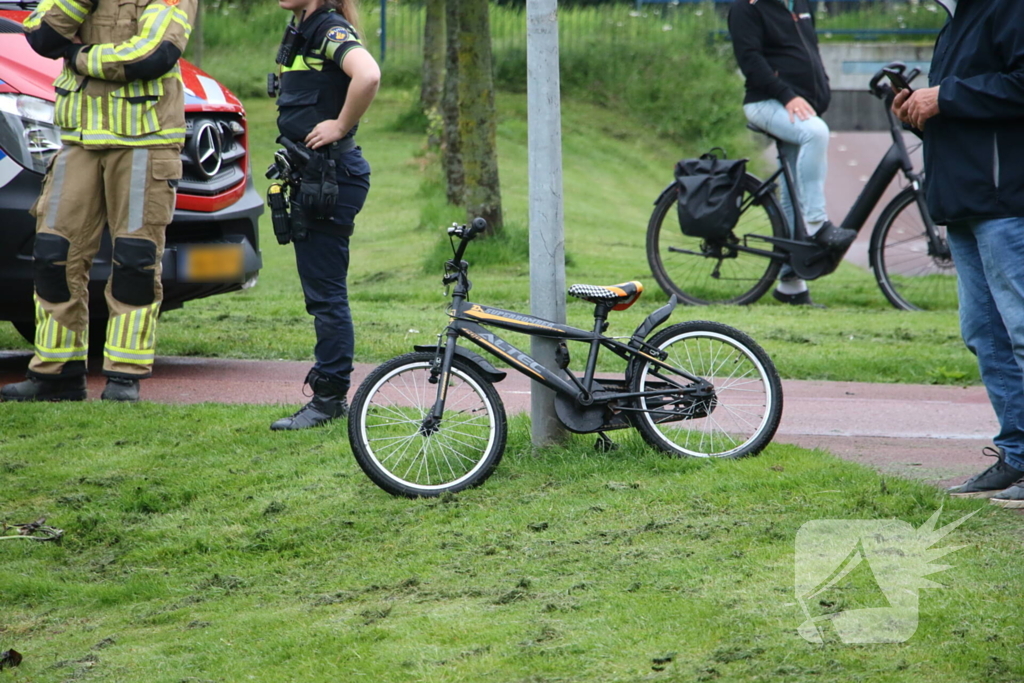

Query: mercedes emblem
<box><xmin>191</xmin><ymin>121</ymin><xmax>223</xmax><ymax>179</ymax></box>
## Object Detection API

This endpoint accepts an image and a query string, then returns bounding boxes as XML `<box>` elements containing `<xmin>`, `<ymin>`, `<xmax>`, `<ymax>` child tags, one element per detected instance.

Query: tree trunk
<box><xmin>191</xmin><ymin>0</ymin><xmax>204</xmax><ymax>68</ymax></box>
<box><xmin>457</xmin><ymin>0</ymin><xmax>503</xmax><ymax>233</ymax></box>
<box><xmin>421</xmin><ymin>0</ymin><xmax>445</xmax><ymax>149</ymax></box>
<box><xmin>442</xmin><ymin>0</ymin><xmax>464</xmax><ymax>205</ymax></box>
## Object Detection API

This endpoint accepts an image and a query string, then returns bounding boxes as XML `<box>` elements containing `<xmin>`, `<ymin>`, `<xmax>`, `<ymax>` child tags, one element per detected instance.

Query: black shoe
<box><xmin>948</xmin><ymin>447</ymin><xmax>1024</xmax><ymax>498</ymax></box>
<box><xmin>772</xmin><ymin>289</ymin><xmax>825</xmax><ymax>308</ymax></box>
<box><xmin>270</xmin><ymin>370</ymin><xmax>349</xmax><ymax>431</ymax></box>
<box><xmin>101</xmin><ymin>377</ymin><xmax>140</xmax><ymax>402</ymax></box>
<box><xmin>812</xmin><ymin>221</ymin><xmax>857</xmax><ymax>252</ymax></box>
<box><xmin>0</xmin><ymin>375</ymin><xmax>87</xmax><ymax>402</ymax></box>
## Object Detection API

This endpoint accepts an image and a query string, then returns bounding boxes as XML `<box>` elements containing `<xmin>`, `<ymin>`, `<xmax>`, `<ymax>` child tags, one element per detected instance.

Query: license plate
<box><xmin>179</xmin><ymin>243</ymin><xmax>244</xmax><ymax>283</ymax></box>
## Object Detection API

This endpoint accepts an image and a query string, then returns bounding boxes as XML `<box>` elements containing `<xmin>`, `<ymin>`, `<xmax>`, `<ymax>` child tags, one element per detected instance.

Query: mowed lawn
<box><xmin>2</xmin><ymin>402</ymin><xmax>1024</xmax><ymax>682</ymax></box>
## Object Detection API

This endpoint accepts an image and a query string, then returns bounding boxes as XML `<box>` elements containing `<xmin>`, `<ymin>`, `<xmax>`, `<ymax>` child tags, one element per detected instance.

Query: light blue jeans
<box><xmin>743</xmin><ymin>99</ymin><xmax>830</xmax><ymax>232</ymax></box>
<box><xmin>947</xmin><ymin>217</ymin><xmax>1024</xmax><ymax>470</ymax></box>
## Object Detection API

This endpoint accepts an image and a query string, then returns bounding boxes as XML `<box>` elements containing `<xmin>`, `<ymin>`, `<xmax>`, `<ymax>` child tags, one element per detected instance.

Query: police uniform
<box><xmin>2</xmin><ymin>0</ymin><xmax>195</xmax><ymax>402</ymax></box>
<box><xmin>270</xmin><ymin>7</ymin><xmax>372</xmax><ymax>430</ymax></box>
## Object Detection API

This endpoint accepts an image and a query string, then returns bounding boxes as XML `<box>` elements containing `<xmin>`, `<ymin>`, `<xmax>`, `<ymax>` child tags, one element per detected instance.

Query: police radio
<box><xmin>268</xmin><ymin>11</ymin><xmax>306</xmax><ymax>98</ymax></box>
<box><xmin>275</xmin><ymin>11</ymin><xmax>306</xmax><ymax>67</ymax></box>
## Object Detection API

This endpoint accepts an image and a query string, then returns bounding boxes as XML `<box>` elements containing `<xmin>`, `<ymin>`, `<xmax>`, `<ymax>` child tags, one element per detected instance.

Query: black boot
<box><xmin>1</xmin><ymin>375</ymin><xmax>87</xmax><ymax>402</ymax></box>
<box><xmin>270</xmin><ymin>370</ymin><xmax>349</xmax><ymax>431</ymax></box>
<box><xmin>101</xmin><ymin>376</ymin><xmax>140</xmax><ymax>402</ymax></box>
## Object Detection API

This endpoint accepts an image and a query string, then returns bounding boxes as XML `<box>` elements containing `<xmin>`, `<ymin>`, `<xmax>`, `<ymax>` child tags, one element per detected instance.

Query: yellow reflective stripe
<box><xmin>281</xmin><ymin>55</ymin><xmax>312</xmax><ymax>73</ymax></box>
<box><xmin>102</xmin><ymin>6</ymin><xmax>173</xmax><ymax>63</ymax></box>
<box><xmin>23</xmin><ymin>8</ymin><xmax>47</xmax><ymax>30</ymax></box>
<box><xmin>33</xmin><ymin>299</ymin><xmax>87</xmax><ymax>361</ymax></box>
<box><xmin>54</xmin><ymin>0</ymin><xmax>89</xmax><ymax>23</ymax></box>
<box><xmin>105</xmin><ymin>304</ymin><xmax>159</xmax><ymax>359</ymax></box>
<box><xmin>65</xmin><ymin>129</ymin><xmax>186</xmax><ymax>146</ymax></box>
<box><xmin>170</xmin><ymin>7</ymin><xmax>192</xmax><ymax>38</ymax></box>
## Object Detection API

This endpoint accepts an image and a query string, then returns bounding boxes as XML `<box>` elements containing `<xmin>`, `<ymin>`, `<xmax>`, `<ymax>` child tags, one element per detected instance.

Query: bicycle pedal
<box><xmin>595</xmin><ymin>433</ymin><xmax>619</xmax><ymax>453</ymax></box>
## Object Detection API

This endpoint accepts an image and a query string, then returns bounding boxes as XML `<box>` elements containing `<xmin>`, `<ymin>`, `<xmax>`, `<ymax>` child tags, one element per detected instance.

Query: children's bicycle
<box><xmin>348</xmin><ymin>219</ymin><xmax>784</xmax><ymax>498</ymax></box>
<box><xmin>646</xmin><ymin>62</ymin><xmax>955</xmax><ymax>311</ymax></box>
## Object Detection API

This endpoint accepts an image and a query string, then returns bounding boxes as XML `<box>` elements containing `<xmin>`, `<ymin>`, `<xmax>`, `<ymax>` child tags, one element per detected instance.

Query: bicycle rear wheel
<box><xmin>870</xmin><ymin>187</ymin><xmax>958</xmax><ymax>311</ymax></box>
<box><xmin>348</xmin><ymin>352</ymin><xmax>507</xmax><ymax>498</ymax></box>
<box><xmin>647</xmin><ymin>173</ymin><xmax>788</xmax><ymax>305</ymax></box>
<box><xmin>628</xmin><ymin>321</ymin><xmax>782</xmax><ymax>458</ymax></box>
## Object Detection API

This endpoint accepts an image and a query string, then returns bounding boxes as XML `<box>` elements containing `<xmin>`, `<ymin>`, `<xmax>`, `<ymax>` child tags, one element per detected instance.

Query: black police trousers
<box><xmin>293</xmin><ymin>147</ymin><xmax>371</xmax><ymax>387</ymax></box>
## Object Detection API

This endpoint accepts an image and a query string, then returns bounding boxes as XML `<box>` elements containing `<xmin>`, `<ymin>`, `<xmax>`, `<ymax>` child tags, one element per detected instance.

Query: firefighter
<box><xmin>269</xmin><ymin>0</ymin><xmax>380</xmax><ymax>430</ymax></box>
<box><xmin>1</xmin><ymin>0</ymin><xmax>196</xmax><ymax>403</ymax></box>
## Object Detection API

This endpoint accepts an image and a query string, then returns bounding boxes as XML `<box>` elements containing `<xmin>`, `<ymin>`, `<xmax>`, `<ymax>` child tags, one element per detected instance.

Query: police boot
<box><xmin>270</xmin><ymin>370</ymin><xmax>349</xmax><ymax>431</ymax></box>
<box><xmin>101</xmin><ymin>377</ymin><xmax>140</xmax><ymax>402</ymax></box>
<box><xmin>1</xmin><ymin>375</ymin><xmax>87</xmax><ymax>402</ymax></box>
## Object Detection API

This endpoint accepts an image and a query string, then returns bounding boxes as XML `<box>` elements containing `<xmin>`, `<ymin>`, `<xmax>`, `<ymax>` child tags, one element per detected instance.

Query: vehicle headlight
<box><xmin>0</xmin><ymin>93</ymin><xmax>62</xmax><ymax>175</ymax></box>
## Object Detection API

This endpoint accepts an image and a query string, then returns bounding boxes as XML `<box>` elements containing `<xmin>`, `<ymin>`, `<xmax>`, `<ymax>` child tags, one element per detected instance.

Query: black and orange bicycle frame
<box><xmin>419</xmin><ymin>225</ymin><xmax>714</xmax><ymax>435</ymax></box>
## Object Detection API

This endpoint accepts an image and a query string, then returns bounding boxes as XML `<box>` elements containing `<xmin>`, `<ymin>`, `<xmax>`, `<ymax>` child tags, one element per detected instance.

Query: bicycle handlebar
<box><xmin>447</xmin><ymin>217</ymin><xmax>488</xmax><ymax>240</ymax></box>
<box><xmin>869</xmin><ymin>61</ymin><xmax>922</xmax><ymax>100</ymax></box>
<box><xmin>443</xmin><ymin>217</ymin><xmax>488</xmax><ymax>285</ymax></box>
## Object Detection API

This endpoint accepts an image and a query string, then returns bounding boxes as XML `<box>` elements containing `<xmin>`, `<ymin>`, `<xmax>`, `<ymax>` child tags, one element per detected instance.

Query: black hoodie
<box><xmin>728</xmin><ymin>0</ymin><xmax>831</xmax><ymax>115</ymax></box>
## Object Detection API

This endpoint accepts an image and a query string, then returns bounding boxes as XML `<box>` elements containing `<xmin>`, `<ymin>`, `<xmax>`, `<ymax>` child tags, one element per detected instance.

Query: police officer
<box><xmin>269</xmin><ymin>0</ymin><xmax>381</xmax><ymax>430</ymax></box>
<box><xmin>1</xmin><ymin>0</ymin><xmax>195</xmax><ymax>403</ymax></box>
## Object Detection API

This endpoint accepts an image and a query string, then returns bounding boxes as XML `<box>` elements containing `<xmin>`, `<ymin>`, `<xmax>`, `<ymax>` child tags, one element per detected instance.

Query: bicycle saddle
<box><xmin>568</xmin><ymin>281</ymin><xmax>644</xmax><ymax>311</ymax></box>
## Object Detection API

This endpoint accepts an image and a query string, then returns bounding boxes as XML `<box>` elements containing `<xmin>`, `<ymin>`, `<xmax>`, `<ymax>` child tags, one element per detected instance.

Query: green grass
<box><xmin>1</xmin><ymin>403</ymin><xmax>1023</xmax><ymax>682</ymax></box>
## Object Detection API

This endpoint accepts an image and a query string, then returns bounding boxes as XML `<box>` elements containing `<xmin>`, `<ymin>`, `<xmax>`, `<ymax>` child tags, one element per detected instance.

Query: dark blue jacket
<box><xmin>924</xmin><ymin>0</ymin><xmax>1024</xmax><ymax>225</ymax></box>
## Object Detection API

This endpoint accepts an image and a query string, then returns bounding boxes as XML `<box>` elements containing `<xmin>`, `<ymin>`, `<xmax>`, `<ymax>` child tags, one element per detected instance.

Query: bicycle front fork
<box><xmin>421</xmin><ymin>327</ymin><xmax>461</xmax><ymax>435</ymax></box>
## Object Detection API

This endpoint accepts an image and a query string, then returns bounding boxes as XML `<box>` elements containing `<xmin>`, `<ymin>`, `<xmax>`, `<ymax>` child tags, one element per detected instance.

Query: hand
<box><xmin>785</xmin><ymin>96</ymin><xmax>817</xmax><ymax>123</ymax></box>
<box><xmin>305</xmin><ymin>119</ymin><xmax>346</xmax><ymax>150</ymax></box>
<box><xmin>896</xmin><ymin>86</ymin><xmax>941</xmax><ymax>130</ymax></box>
<box><xmin>891</xmin><ymin>88</ymin><xmax>912</xmax><ymax>124</ymax></box>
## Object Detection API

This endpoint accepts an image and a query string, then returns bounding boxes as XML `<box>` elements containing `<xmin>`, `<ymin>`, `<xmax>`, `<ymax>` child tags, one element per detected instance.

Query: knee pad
<box><xmin>111</xmin><ymin>237</ymin><xmax>157</xmax><ymax>306</ymax></box>
<box><xmin>33</xmin><ymin>232</ymin><xmax>71</xmax><ymax>303</ymax></box>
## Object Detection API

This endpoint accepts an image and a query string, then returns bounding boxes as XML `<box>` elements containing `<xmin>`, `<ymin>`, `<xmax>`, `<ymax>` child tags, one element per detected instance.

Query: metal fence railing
<box><xmin>375</xmin><ymin>1</ymin><xmax>945</xmax><ymax>69</ymax></box>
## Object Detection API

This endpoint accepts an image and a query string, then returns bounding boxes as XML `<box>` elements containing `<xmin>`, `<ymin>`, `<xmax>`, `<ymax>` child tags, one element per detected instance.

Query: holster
<box><xmin>298</xmin><ymin>151</ymin><xmax>339</xmax><ymax>221</ymax></box>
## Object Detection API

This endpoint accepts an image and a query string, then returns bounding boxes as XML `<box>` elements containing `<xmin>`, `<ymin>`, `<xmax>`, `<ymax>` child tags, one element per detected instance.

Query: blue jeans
<box><xmin>947</xmin><ymin>217</ymin><xmax>1024</xmax><ymax>470</ymax></box>
<box><xmin>743</xmin><ymin>99</ymin><xmax>830</xmax><ymax>231</ymax></box>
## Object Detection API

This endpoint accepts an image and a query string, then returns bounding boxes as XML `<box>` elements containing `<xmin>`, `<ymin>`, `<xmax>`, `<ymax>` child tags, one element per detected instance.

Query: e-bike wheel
<box><xmin>870</xmin><ymin>187</ymin><xmax>957</xmax><ymax>311</ymax></box>
<box><xmin>348</xmin><ymin>351</ymin><xmax>507</xmax><ymax>498</ymax></box>
<box><xmin>628</xmin><ymin>321</ymin><xmax>782</xmax><ymax>458</ymax></box>
<box><xmin>647</xmin><ymin>173</ymin><xmax>788</xmax><ymax>305</ymax></box>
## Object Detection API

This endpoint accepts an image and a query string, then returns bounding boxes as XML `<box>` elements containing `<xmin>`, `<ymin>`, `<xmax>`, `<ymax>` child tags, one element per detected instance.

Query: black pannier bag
<box><xmin>674</xmin><ymin>148</ymin><xmax>748</xmax><ymax>240</ymax></box>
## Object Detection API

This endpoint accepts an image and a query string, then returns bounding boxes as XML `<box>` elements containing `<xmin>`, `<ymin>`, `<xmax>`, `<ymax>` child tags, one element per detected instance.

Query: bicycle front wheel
<box><xmin>646</xmin><ymin>174</ymin><xmax>787</xmax><ymax>305</ymax></box>
<box><xmin>628</xmin><ymin>321</ymin><xmax>782</xmax><ymax>458</ymax></box>
<box><xmin>348</xmin><ymin>352</ymin><xmax>507</xmax><ymax>498</ymax></box>
<box><xmin>870</xmin><ymin>187</ymin><xmax>957</xmax><ymax>311</ymax></box>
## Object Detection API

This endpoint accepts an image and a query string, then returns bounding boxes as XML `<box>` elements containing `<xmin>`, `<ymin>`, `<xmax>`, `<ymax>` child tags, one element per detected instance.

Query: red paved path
<box><xmin>0</xmin><ymin>350</ymin><xmax>994</xmax><ymax>488</ymax></box>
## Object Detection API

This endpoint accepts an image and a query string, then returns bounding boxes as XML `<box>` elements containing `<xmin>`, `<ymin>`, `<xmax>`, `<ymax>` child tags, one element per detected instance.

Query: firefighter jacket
<box><xmin>24</xmin><ymin>0</ymin><xmax>196</xmax><ymax>150</ymax></box>
<box><xmin>276</xmin><ymin>7</ymin><xmax>364</xmax><ymax>145</ymax></box>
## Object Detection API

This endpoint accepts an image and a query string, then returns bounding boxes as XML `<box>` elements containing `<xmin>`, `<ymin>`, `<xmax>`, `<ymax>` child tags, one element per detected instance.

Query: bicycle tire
<box><xmin>646</xmin><ymin>173</ymin><xmax>788</xmax><ymax>305</ymax></box>
<box><xmin>628</xmin><ymin>321</ymin><xmax>782</xmax><ymax>458</ymax></box>
<box><xmin>870</xmin><ymin>186</ymin><xmax>957</xmax><ymax>311</ymax></box>
<box><xmin>348</xmin><ymin>351</ymin><xmax>507</xmax><ymax>498</ymax></box>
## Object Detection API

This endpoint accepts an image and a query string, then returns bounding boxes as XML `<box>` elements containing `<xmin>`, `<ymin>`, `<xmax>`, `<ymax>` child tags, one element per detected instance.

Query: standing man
<box><xmin>1</xmin><ymin>0</ymin><xmax>196</xmax><ymax>403</ymax></box>
<box><xmin>893</xmin><ymin>0</ymin><xmax>1024</xmax><ymax>507</ymax></box>
<box><xmin>729</xmin><ymin>0</ymin><xmax>856</xmax><ymax>307</ymax></box>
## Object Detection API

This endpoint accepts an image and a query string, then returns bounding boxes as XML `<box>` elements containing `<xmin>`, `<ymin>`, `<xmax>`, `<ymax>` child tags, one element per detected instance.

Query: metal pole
<box><xmin>526</xmin><ymin>0</ymin><xmax>567</xmax><ymax>447</ymax></box>
<box><xmin>380</xmin><ymin>0</ymin><xmax>387</xmax><ymax>62</ymax></box>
